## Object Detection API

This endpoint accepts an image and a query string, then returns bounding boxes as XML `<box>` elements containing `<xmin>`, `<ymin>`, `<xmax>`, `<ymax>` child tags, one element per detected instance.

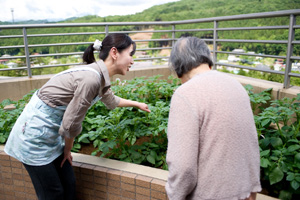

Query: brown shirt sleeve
<box><xmin>38</xmin><ymin>62</ymin><xmax>120</xmax><ymax>138</ymax></box>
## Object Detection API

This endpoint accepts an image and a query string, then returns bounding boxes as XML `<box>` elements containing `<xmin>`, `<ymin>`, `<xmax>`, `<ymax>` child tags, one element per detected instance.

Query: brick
<box><xmin>122</xmin><ymin>190</ymin><xmax>135</xmax><ymax>199</ymax></box>
<box><xmin>94</xmin><ymin>166</ymin><xmax>108</xmax><ymax>178</ymax></box>
<box><xmin>10</xmin><ymin>157</ymin><xmax>19</xmax><ymax>162</ymax></box>
<box><xmin>151</xmin><ymin>179</ymin><xmax>166</xmax><ymax>192</ymax></box>
<box><xmin>94</xmin><ymin>190</ymin><xmax>107</xmax><ymax>199</ymax></box>
<box><xmin>3</xmin><ymin>184</ymin><xmax>13</xmax><ymax>191</ymax></box>
<box><xmin>12</xmin><ymin>173</ymin><xmax>23</xmax><ymax>180</ymax></box>
<box><xmin>14</xmin><ymin>185</ymin><xmax>25</xmax><ymax>192</ymax></box>
<box><xmin>0</xmin><ymin>194</ymin><xmax>5</xmax><ymax>200</ymax></box>
<box><xmin>1</xmin><ymin>166</ymin><xmax>12</xmax><ymax>173</ymax></box>
<box><xmin>108</xmin><ymin>179</ymin><xmax>121</xmax><ymax>188</ymax></box>
<box><xmin>25</xmin><ymin>186</ymin><xmax>36</xmax><ymax>195</ymax></box>
<box><xmin>11</xmin><ymin>161</ymin><xmax>23</xmax><ymax>168</ymax></box>
<box><xmin>94</xmin><ymin>184</ymin><xmax>107</xmax><ymax>192</ymax></box>
<box><xmin>15</xmin><ymin>191</ymin><xmax>26</xmax><ymax>198</ymax></box>
<box><xmin>3</xmin><ymin>178</ymin><xmax>13</xmax><ymax>185</ymax></box>
<box><xmin>136</xmin><ymin>175</ymin><xmax>152</xmax><ymax>188</ymax></box>
<box><xmin>2</xmin><ymin>172</ymin><xmax>12</xmax><ymax>179</ymax></box>
<box><xmin>0</xmin><ymin>160</ymin><xmax>11</xmax><ymax>167</ymax></box>
<box><xmin>81</xmin><ymin>174</ymin><xmax>93</xmax><ymax>182</ymax></box>
<box><xmin>24</xmin><ymin>175</ymin><xmax>32</xmax><ymax>182</ymax></box>
<box><xmin>4</xmin><ymin>189</ymin><xmax>15</xmax><ymax>196</ymax></box>
<box><xmin>121</xmin><ymin>172</ymin><xmax>136</xmax><ymax>184</ymax></box>
<box><xmin>11</xmin><ymin>167</ymin><xmax>22</xmax><ymax>174</ymax></box>
<box><xmin>82</xmin><ymin>181</ymin><xmax>95</xmax><ymax>189</ymax></box>
<box><xmin>94</xmin><ymin>177</ymin><xmax>107</xmax><ymax>185</ymax></box>
<box><xmin>151</xmin><ymin>190</ymin><xmax>167</xmax><ymax>200</ymax></box>
<box><xmin>13</xmin><ymin>180</ymin><xmax>25</xmax><ymax>187</ymax></box>
<box><xmin>26</xmin><ymin>193</ymin><xmax>37</xmax><ymax>200</ymax></box>
<box><xmin>107</xmin><ymin>193</ymin><xmax>121</xmax><ymax>200</ymax></box>
<box><xmin>136</xmin><ymin>193</ymin><xmax>150</xmax><ymax>200</ymax></box>
<box><xmin>81</xmin><ymin>164</ymin><xmax>95</xmax><ymax>175</ymax></box>
<box><xmin>136</xmin><ymin>186</ymin><xmax>150</xmax><ymax>196</ymax></box>
<box><xmin>0</xmin><ymin>152</ymin><xmax>10</xmax><ymax>160</ymax></box>
<box><xmin>121</xmin><ymin>183</ymin><xmax>135</xmax><ymax>192</ymax></box>
<box><xmin>107</xmin><ymin>169</ymin><xmax>122</xmax><ymax>181</ymax></box>
<box><xmin>82</xmin><ymin>188</ymin><xmax>94</xmax><ymax>195</ymax></box>
<box><xmin>107</xmin><ymin>186</ymin><xmax>121</xmax><ymax>195</ymax></box>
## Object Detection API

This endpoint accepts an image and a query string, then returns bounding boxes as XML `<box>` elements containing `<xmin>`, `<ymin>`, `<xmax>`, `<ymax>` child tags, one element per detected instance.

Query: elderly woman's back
<box><xmin>165</xmin><ymin>37</ymin><xmax>261</xmax><ymax>200</ymax></box>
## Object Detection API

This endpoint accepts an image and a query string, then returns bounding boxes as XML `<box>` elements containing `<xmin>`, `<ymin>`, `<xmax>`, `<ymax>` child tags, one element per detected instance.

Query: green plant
<box><xmin>75</xmin><ymin>75</ymin><xmax>179</xmax><ymax>168</ymax></box>
<box><xmin>255</xmin><ymin>93</ymin><xmax>300</xmax><ymax>199</ymax></box>
<box><xmin>0</xmin><ymin>90</ymin><xmax>36</xmax><ymax>143</ymax></box>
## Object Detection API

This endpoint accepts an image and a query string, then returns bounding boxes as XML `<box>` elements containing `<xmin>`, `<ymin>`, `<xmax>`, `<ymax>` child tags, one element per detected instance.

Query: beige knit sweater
<box><xmin>166</xmin><ymin>71</ymin><xmax>261</xmax><ymax>200</ymax></box>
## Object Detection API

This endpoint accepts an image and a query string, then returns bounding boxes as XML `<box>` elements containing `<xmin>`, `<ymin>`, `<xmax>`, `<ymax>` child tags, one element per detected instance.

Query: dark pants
<box><xmin>23</xmin><ymin>154</ymin><xmax>76</xmax><ymax>200</ymax></box>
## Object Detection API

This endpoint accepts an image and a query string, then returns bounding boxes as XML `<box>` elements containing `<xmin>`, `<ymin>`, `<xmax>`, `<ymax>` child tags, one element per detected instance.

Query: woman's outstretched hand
<box><xmin>137</xmin><ymin>102</ymin><xmax>151</xmax><ymax>112</ymax></box>
<box><xmin>118</xmin><ymin>98</ymin><xmax>151</xmax><ymax>112</ymax></box>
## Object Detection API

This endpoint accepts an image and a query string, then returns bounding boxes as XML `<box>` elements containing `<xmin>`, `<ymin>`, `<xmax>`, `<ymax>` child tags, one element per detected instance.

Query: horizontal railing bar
<box><xmin>217</xmin><ymin>25</ymin><xmax>288</xmax><ymax>31</ymax></box>
<box><xmin>134</xmin><ymin>56</ymin><xmax>169</xmax><ymax>61</ymax></box>
<box><xmin>27</xmin><ymin>32</ymin><xmax>106</xmax><ymax>37</ymax></box>
<box><xmin>174</xmin><ymin>28</ymin><xmax>213</xmax><ymax>32</ymax></box>
<box><xmin>289</xmin><ymin>72</ymin><xmax>300</xmax><ymax>78</ymax></box>
<box><xmin>215</xmin><ymin>51</ymin><xmax>286</xmax><ymax>59</ymax></box>
<box><xmin>294</xmin><ymin>25</ymin><xmax>300</xmax><ymax>28</ymax></box>
<box><xmin>0</xmin><ymin>45</ymin><xmax>24</xmax><ymax>49</ymax></box>
<box><xmin>216</xmin><ymin>62</ymin><xmax>285</xmax><ymax>74</ymax></box>
<box><xmin>0</xmin><ymin>35</ymin><xmax>23</xmax><ymax>39</ymax></box>
<box><xmin>292</xmin><ymin>41</ymin><xmax>300</xmax><ymax>44</ymax></box>
<box><xmin>29</xmin><ymin>52</ymin><xmax>84</xmax><ymax>58</ymax></box>
<box><xmin>137</xmin><ymin>47</ymin><xmax>172</xmax><ymax>51</ymax></box>
<box><xmin>217</xmin><ymin>39</ymin><xmax>288</xmax><ymax>44</ymax></box>
<box><xmin>0</xmin><ymin>55</ymin><xmax>26</xmax><ymax>59</ymax></box>
<box><xmin>109</xmin><ymin>30</ymin><xmax>173</xmax><ymax>34</ymax></box>
<box><xmin>291</xmin><ymin>56</ymin><xmax>300</xmax><ymax>60</ymax></box>
<box><xmin>0</xmin><ymin>10</ymin><xmax>299</xmax><ymax>30</ymax></box>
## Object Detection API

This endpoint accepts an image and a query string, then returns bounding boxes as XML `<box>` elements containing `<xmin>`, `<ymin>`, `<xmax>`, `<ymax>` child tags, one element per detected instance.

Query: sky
<box><xmin>0</xmin><ymin>0</ymin><xmax>179</xmax><ymax>22</ymax></box>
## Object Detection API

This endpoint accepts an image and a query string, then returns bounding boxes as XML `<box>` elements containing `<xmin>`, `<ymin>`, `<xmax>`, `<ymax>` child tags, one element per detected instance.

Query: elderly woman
<box><xmin>165</xmin><ymin>37</ymin><xmax>261</xmax><ymax>200</ymax></box>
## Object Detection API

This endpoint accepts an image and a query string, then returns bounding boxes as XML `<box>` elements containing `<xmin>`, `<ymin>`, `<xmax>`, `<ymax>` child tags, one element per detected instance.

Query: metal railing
<box><xmin>0</xmin><ymin>9</ymin><xmax>299</xmax><ymax>88</ymax></box>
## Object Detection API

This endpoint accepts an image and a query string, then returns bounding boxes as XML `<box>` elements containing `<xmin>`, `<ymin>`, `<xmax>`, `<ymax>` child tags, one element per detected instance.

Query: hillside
<box><xmin>66</xmin><ymin>0</ymin><xmax>300</xmax><ymax>23</ymax></box>
<box><xmin>0</xmin><ymin>0</ymin><xmax>299</xmax><ymax>57</ymax></box>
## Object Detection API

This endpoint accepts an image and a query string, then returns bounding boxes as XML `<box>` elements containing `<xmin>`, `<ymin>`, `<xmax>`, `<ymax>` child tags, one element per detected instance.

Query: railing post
<box><xmin>23</xmin><ymin>27</ymin><xmax>32</xmax><ymax>78</ymax></box>
<box><xmin>105</xmin><ymin>25</ymin><xmax>109</xmax><ymax>36</ymax></box>
<box><xmin>284</xmin><ymin>14</ymin><xmax>295</xmax><ymax>88</ymax></box>
<box><xmin>172</xmin><ymin>24</ymin><xmax>175</xmax><ymax>47</ymax></box>
<box><xmin>213</xmin><ymin>20</ymin><xmax>218</xmax><ymax>70</ymax></box>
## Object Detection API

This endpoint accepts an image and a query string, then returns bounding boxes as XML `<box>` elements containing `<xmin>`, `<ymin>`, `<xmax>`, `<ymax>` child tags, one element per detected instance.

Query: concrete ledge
<box><xmin>1</xmin><ymin>66</ymin><xmax>299</xmax><ymax>103</ymax></box>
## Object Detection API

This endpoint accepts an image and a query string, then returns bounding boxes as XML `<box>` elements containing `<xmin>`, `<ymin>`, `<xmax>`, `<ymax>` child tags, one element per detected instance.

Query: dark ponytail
<box><xmin>82</xmin><ymin>44</ymin><xmax>96</xmax><ymax>64</ymax></box>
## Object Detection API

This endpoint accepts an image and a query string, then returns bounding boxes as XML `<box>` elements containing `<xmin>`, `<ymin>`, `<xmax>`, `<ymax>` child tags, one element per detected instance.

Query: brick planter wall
<box><xmin>0</xmin><ymin>149</ymin><xmax>279</xmax><ymax>200</ymax></box>
<box><xmin>0</xmin><ymin>150</ymin><xmax>168</xmax><ymax>200</ymax></box>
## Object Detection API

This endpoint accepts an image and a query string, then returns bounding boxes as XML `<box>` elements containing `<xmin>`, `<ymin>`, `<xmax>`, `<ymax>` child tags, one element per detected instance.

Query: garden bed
<box><xmin>1</xmin><ymin>75</ymin><xmax>300</xmax><ymax>199</ymax></box>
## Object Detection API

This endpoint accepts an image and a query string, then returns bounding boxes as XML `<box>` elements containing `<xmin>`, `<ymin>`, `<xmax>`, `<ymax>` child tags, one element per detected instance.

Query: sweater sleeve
<box><xmin>165</xmin><ymin>92</ymin><xmax>200</xmax><ymax>200</ymax></box>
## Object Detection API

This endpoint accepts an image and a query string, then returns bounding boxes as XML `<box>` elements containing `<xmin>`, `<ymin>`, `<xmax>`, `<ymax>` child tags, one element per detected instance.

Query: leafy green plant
<box><xmin>253</xmin><ymin>92</ymin><xmax>300</xmax><ymax>199</ymax></box>
<box><xmin>0</xmin><ymin>90</ymin><xmax>36</xmax><ymax>143</ymax></box>
<box><xmin>1</xmin><ymin>76</ymin><xmax>300</xmax><ymax>199</ymax></box>
<box><xmin>76</xmin><ymin>75</ymin><xmax>179</xmax><ymax>168</ymax></box>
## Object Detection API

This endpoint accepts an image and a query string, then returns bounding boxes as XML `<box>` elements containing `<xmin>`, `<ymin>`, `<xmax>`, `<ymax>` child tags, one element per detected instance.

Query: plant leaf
<box><xmin>260</xmin><ymin>149</ymin><xmax>270</xmax><ymax>157</ymax></box>
<box><xmin>288</xmin><ymin>145</ymin><xmax>300</xmax><ymax>152</ymax></box>
<box><xmin>147</xmin><ymin>155</ymin><xmax>156</xmax><ymax>165</ymax></box>
<box><xmin>269</xmin><ymin>167</ymin><xmax>284</xmax><ymax>185</ymax></box>
<box><xmin>260</xmin><ymin>158</ymin><xmax>270</xmax><ymax>168</ymax></box>
<box><xmin>291</xmin><ymin>180</ymin><xmax>300</xmax><ymax>190</ymax></box>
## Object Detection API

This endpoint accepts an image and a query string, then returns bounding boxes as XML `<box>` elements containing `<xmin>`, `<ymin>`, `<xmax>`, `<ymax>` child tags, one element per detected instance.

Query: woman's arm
<box><xmin>118</xmin><ymin>98</ymin><xmax>151</xmax><ymax>112</ymax></box>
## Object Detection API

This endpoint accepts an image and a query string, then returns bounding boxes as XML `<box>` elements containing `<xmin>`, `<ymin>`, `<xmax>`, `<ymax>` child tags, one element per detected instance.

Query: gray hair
<box><xmin>169</xmin><ymin>37</ymin><xmax>213</xmax><ymax>78</ymax></box>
